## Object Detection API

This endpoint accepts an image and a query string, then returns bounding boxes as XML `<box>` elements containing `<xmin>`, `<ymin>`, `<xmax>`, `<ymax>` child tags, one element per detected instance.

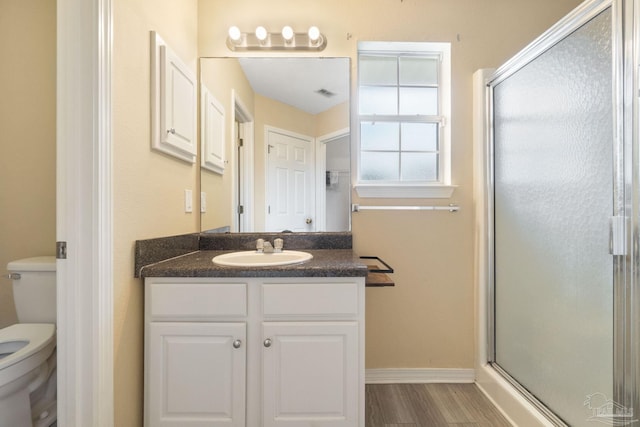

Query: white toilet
<box><xmin>0</xmin><ymin>256</ymin><xmax>57</xmax><ymax>427</ymax></box>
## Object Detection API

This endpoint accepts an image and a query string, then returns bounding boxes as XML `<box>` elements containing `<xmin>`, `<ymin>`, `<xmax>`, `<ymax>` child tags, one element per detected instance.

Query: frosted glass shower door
<box><xmin>492</xmin><ymin>8</ymin><xmax>613</xmax><ymax>427</ymax></box>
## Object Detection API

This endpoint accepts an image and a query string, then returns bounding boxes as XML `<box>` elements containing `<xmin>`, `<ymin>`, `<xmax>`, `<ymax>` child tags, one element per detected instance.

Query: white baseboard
<box><xmin>365</xmin><ymin>368</ymin><xmax>476</xmax><ymax>384</ymax></box>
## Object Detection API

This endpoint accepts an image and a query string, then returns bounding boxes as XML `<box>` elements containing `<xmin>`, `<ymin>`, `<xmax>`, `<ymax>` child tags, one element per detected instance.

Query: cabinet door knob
<box><xmin>233</xmin><ymin>339</ymin><xmax>242</xmax><ymax>349</ymax></box>
<box><xmin>263</xmin><ymin>338</ymin><xmax>272</xmax><ymax>348</ymax></box>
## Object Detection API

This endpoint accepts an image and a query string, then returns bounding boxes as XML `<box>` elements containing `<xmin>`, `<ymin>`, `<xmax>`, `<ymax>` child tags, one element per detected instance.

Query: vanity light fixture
<box><xmin>308</xmin><ymin>26</ymin><xmax>320</xmax><ymax>42</ymax></box>
<box><xmin>228</xmin><ymin>26</ymin><xmax>242</xmax><ymax>42</ymax></box>
<box><xmin>281</xmin><ymin>26</ymin><xmax>294</xmax><ymax>42</ymax></box>
<box><xmin>255</xmin><ymin>26</ymin><xmax>268</xmax><ymax>42</ymax></box>
<box><xmin>226</xmin><ymin>25</ymin><xmax>327</xmax><ymax>51</ymax></box>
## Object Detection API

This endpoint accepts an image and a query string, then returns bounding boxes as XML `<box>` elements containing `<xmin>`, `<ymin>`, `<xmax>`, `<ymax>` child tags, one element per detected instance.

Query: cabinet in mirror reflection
<box><xmin>199</xmin><ymin>57</ymin><xmax>351</xmax><ymax>233</ymax></box>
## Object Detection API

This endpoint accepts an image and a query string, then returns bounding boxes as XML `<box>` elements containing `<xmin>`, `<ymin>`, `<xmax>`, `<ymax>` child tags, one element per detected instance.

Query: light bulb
<box><xmin>228</xmin><ymin>26</ymin><xmax>241</xmax><ymax>42</ymax></box>
<box><xmin>308</xmin><ymin>26</ymin><xmax>320</xmax><ymax>42</ymax></box>
<box><xmin>282</xmin><ymin>26</ymin><xmax>294</xmax><ymax>41</ymax></box>
<box><xmin>255</xmin><ymin>26</ymin><xmax>268</xmax><ymax>41</ymax></box>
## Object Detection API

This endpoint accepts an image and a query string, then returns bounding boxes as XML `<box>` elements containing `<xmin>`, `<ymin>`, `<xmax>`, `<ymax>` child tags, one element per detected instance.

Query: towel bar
<box><xmin>351</xmin><ymin>203</ymin><xmax>459</xmax><ymax>212</ymax></box>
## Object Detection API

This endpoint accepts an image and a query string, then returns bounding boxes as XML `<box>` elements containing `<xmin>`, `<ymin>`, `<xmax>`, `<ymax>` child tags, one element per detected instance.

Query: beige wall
<box><xmin>113</xmin><ymin>0</ymin><xmax>199</xmax><ymax>425</ymax></box>
<box><xmin>110</xmin><ymin>0</ymin><xmax>583</xmax><ymax>424</ymax></box>
<box><xmin>316</xmin><ymin>101</ymin><xmax>349</xmax><ymax>138</ymax></box>
<box><xmin>3</xmin><ymin>1</ymin><xmax>589</xmax><ymax>425</ymax></box>
<box><xmin>197</xmin><ymin>0</ymin><xmax>582</xmax><ymax>370</ymax></box>
<box><xmin>0</xmin><ymin>0</ymin><xmax>56</xmax><ymax>329</ymax></box>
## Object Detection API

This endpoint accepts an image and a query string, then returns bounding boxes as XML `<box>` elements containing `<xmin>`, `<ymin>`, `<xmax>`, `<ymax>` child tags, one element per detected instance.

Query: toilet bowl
<box><xmin>0</xmin><ymin>256</ymin><xmax>57</xmax><ymax>427</ymax></box>
<box><xmin>0</xmin><ymin>324</ymin><xmax>56</xmax><ymax>427</ymax></box>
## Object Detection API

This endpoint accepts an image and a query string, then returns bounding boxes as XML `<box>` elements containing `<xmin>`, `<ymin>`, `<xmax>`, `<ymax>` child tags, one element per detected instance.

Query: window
<box><xmin>355</xmin><ymin>42</ymin><xmax>454</xmax><ymax>198</ymax></box>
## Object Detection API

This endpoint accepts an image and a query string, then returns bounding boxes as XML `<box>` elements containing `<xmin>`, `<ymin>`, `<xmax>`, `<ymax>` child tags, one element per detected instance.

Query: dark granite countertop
<box><xmin>139</xmin><ymin>249</ymin><xmax>368</xmax><ymax>278</ymax></box>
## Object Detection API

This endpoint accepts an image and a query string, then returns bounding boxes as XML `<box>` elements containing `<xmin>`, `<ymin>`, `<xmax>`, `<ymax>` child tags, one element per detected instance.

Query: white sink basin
<box><xmin>212</xmin><ymin>250</ymin><xmax>313</xmax><ymax>267</ymax></box>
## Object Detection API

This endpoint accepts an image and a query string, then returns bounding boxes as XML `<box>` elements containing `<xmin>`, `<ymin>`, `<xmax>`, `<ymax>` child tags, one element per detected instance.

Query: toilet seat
<box><xmin>0</xmin><ymin>324</ymin><xmax>56</xmax><ymax>387</ymax></box>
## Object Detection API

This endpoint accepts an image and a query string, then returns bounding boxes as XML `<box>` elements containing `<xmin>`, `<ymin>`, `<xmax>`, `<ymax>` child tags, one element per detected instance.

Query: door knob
<box><xmin>233</xmin><ymin>339</ymin><xmax>242</xmax><ymax>349</ymax></box>
<box><xmin>306</xmin><ymin>218</ymin><xmax>313</xmax><ymax>224</ymax></box>
<box><xmin>264</xmin><ymin>338</ymin><xmax>272</xmax><ymax>348</ymax></box>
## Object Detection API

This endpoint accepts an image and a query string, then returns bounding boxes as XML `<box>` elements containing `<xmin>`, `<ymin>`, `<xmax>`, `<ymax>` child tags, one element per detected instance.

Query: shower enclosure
<box><xmin>478</xmin><ymin>0</ymin><xmax>639</xmax><ymax>425</ymax></box>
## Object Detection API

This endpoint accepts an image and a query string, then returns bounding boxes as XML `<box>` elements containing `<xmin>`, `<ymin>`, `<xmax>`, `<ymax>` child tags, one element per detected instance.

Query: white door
<box><xmin>262</xmin><ymin>322</ymin><xmax>359</xmax><ymax>427</ymax></box>
<box><xmin>265</xmin><ymin>127</ymin><xmax>315</xmax><ymax>232</ymax></box>
<box><xmin>147</xmin><ymin>322</ymin><xmax>246</xmax><ymax>427</ymax></box>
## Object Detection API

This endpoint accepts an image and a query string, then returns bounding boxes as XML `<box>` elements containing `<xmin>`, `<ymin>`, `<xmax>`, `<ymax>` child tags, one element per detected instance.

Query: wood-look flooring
<box><xmin>365</xmin><ymin>383</ymin><xmax>512</xmax><ymax>427</ymax></box>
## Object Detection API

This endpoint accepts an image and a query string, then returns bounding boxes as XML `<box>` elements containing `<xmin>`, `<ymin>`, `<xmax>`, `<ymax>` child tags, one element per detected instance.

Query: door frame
<box><xmin>57</xmin><ymin>0</ymin><xmax>114</xmax><ymax>425</ymax></box>
<box><xmin>231</xmin><ymin>90</ymin><xmax>254</xmax><ymax>232</ymax></box>
<box><xmin>316</xmin><ymin>128</ymin><xmax>350</xmax><ymax>232</ymax></box>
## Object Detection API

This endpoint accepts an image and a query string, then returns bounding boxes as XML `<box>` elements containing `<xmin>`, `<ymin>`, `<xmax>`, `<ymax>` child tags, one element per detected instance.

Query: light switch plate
<box><xmin>201</xmin><ymin>192</ymin><xmax>207</xmax><ymax>213</ymax></box>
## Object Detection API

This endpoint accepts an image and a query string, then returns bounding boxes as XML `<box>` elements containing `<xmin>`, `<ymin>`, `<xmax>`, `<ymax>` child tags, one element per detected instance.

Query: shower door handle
<box><xmin>609</xmin><ymin>216</ymin><xmax>627</xmax><ymax>256</ymax></box>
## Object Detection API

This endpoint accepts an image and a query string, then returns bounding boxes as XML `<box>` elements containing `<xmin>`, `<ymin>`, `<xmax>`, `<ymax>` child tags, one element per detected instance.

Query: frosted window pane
<box><xmin>361</xmin><ymin>122</ymin><xmax>399</xmax><ymax>151</ymax></box>
<box><xmin>359</xmin><ymin>55</ymin><xmax>396</xmax><ymax>85</ymax></box>
<box><xmin>359</xmin><ymin>86</ymin><xmax>397</xmax><ymax>115</ymax></box>
<box><xmin>493</xmin><ymin>9</ymin><xmax>612</xmax><ymax>427</ymax></box>
<box><xmin>401</xmin><ymin>123</ymin><xmax>438</xmax><ymax>151</ymax></box>
<box><xmin>399</xmin><ymin>57</ymin><xmax>438</xmax><ymax>86</ymax></box>
<box><xmin>360</xmin><ymin>152</ymin><xmax>398</xmax><ymax>180</ymax></box>
<box><xmin>399</xmin><ymin>87</ymin><xmax>438</xmax><ymax>115</ymax></box>
<box><xmin>401</xmin><ymin>153</ymin><xmax>437</xmax><ymax>181</ymax></box>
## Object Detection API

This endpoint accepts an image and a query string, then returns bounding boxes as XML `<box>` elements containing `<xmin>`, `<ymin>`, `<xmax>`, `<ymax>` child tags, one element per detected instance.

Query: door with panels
<box><xmin>265</xmin><ymin>127</ymin><xmax>315</xmax><ymax>232</ymax></box>
<box><xmin>262</xmin><ymin>322</ymin><xmax>359</xmax><ymax>427</ymax></box>
<box><xmin>147</xmin><ymin>322</ymin><xmax>246</xmax><ymax>427</ymax></box>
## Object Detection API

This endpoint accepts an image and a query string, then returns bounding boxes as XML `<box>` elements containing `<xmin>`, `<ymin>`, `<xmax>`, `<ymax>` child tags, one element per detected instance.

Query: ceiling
<box><xmin>238</xmin><ymin>57</ymin><xmax>350</xmax><ymax>115</ymax></box>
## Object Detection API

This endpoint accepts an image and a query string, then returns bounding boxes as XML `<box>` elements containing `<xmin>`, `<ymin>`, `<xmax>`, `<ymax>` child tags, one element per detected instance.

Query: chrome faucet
<box><xmin>256</xmin><ymin>238</ymin><xmax>284</xmax><ymax>253</ymax></box>
<box><xmin>262</xmin><ymin>241</ymin><xmax>274</xmax><ymax>253</ymax></box>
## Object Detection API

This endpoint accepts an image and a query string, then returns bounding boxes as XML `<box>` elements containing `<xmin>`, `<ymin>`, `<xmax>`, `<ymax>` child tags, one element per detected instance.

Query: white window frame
<box><xmin>355</xmin><ymin>41</ymin><xmax>455</xmax><ymax>198</ymax></box>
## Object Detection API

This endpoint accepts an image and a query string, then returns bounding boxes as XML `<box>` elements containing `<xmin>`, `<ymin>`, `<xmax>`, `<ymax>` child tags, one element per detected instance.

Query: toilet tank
<box><xmin>7</xmin><ymin>256</ymin><xmax>56</xmax><ymax>324</ymax></box>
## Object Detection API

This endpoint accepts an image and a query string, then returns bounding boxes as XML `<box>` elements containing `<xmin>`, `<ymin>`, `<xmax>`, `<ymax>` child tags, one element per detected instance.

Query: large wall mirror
<box><xmin>199</xmin><ymin>57</ymin><xmax>351</xmax><ymax>233</ymax></box>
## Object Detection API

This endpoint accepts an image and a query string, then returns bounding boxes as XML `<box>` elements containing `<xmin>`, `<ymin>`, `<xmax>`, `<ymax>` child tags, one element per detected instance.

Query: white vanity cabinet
<box><xmin>145</xmin><ymin>280</ymin><xmax>248</xmax><ymax>427</ymax></box>
<box><xmin>261</xmin><ymin>281</ymin><xmax>362</xmax><ymax>427</ymax></box>
<box><xmin>144</xmin><ymin>277</ymin><xmax>365</xmax><ymax>427</ymax></box>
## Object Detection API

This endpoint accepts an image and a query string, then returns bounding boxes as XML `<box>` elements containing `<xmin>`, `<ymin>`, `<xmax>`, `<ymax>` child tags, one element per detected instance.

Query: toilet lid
<box><xmin>0</xmin><ymin>324</ymin><xmax>56</xmax><ymax>370</ymax></box>
<box><xmin>7</xmin><ymin>256</ymin><xmax>56</xmax><ymax>272</ymax></box>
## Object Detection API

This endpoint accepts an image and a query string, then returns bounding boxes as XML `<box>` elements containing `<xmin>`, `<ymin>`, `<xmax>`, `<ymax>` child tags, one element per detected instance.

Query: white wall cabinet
<box><xmin>150</xmin><ymin>31</ymin><xmax>197</xmax><ymax>163</ymax></box>
<box><xmin>201</xmin><ymin>85</ymin><xmax>226</xmax><ymax>174</ymax></box>
<box><xmin>144</xmin><ymin>277</ymin><xmax>365</xmax><ymax>427</ymax></box>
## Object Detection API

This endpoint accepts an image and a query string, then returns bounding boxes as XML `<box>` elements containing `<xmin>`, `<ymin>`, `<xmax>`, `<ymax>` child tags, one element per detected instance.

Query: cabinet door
<box><xmin>147</xmin><ymin>322</ymin><xmax>246</xmax><ymax>427</ymax></box>
<box><xmin>262</xmin><ymin>322</ymin><xmax>358</xmax><ymax>427</ymax></box>
<box><xmin>150</xmin><ymin>31</ymin><xmax>197</xmax><ymax>163</ymax></box>
<box><xmin>162</xmin><ymin>44</ymin><xmax>197</xmax><ymax>156</ymax></box>
<box><xmin>200</xmin><ymin>85</ymin><xmax>226</xmax><ymax>175</ymax></box>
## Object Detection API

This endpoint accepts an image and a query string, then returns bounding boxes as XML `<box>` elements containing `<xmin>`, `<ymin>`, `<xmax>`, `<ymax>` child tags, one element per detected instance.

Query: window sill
<box><xmin>354</xmin><ymin>184</ymin><xmax>457</xmax><ymax>199</ymax></box>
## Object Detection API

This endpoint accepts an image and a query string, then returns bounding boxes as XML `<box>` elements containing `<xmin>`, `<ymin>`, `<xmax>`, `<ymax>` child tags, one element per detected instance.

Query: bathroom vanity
<box><xmin>137</xmin><ymin>234</ymin><xmax>368</xmax><ymax>427</ymax></box>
